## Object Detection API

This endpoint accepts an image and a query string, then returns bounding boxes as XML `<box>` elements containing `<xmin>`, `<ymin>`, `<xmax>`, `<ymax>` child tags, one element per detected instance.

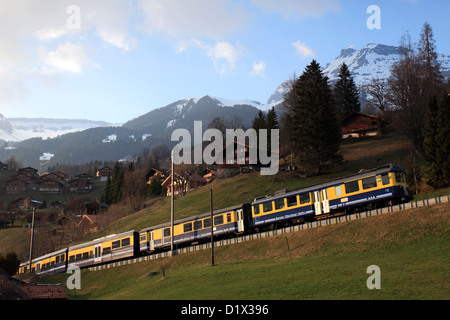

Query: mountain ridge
<box><xmin>1</xmin><ymin>43</ymin><xmax>449</xmax><ymax>167</ymax></box>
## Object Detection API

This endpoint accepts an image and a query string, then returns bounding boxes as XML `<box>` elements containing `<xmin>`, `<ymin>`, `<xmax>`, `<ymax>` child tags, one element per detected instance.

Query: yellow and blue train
<box><xmin>18</xmin><ymin>164</ymin><xmax>411</xmax><ymax>275</ymax></box>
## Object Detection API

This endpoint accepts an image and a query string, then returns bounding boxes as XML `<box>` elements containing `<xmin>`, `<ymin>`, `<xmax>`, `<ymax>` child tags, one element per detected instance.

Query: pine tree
<box><xmin>285</xmin><ymin>60</ymin><xmax>341</xmax><ymax>174</ymax></box>
<box><xmin>334</xmin><ymin>62</ymin><xmax>361</xmax><ymax>123</ymax></box>
<box><xmin>110</xmin><ymin>162</ymin><xmax>124</xmax><ymax>204</ymax></box>
<box><xmin>251</xmin><ymin>110</ymin><xmax>267</xmax><ymax>131</ymax></box>
<box><xmin>435</xmin><ymin>94</ymin><xmax>450</xmax><ymax>187</ymax></box>
<box><xmin>101</xmin><ymin>174</ymin><xmax>112</xmax><ymax>205</ymax></box>
<box><xmin>423</xmin><ymin>95</ymin><xmax>441</xmax><ymax>187</ymax></box>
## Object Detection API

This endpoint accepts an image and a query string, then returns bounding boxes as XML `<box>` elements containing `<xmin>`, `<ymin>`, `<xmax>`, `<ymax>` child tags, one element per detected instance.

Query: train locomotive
<box><xmin>18</xmin><ymin>164</ymin><xmax>410</xmax><ymax>275</ymax></box>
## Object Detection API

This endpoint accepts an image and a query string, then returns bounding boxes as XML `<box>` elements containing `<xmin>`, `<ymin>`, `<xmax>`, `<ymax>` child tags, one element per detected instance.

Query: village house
<box><xmin>341</xmin><ymin>112</ymin><xmax>383</xmax><ymax>139</ymax></box>
<box><xmin>146</xmin><ymin>168</ymin><xmax>166</xmax><ymax>185</ymax></box>
<box><xmin>18</xmin><ymin>167</ymin><xmax>38</xmax><ymax>177</ymax></box>
<box><xmin>5</xmin><ymin>179</ymin><xmax>29</xmax><ymax>194</ymax></box>
<box><xmin>0</xmin><ymin>161</ymin><xmax>8</xmax><ymax>171</ymax></box>
<box><xmin>69</xmin><ymin>178</ymin><xmax>93</xmax><ymax>193</ymax></box>
<box><xmin>96</xmin><ymin>167</ymin><xmax>113</xmax><ymax>181</ymax></box>
<box><xmin>40</xmin><ymin>172</ymin><xmax>66</xmax><ymax>183</ymax></box>
<box><xmin>38</xmin><ymin>180</ymin><xmax>64</xmax><ymax>193</ymax></box>
<box><xmin>162</xmin><ymin>173</ymin><xmax>187</xmax><ymax>196</ymax></box>
<box><xmin>77</xmin><ymin>215</ymin><xmax>99</xmax><ymax>233</ymax></box>
<box><xmin>203</xmin><ymin>168</ymin><xmax>216</xmax><ymax>183</ymax></box>
<box><xmin>187</xmin><ymin>174</ymin><xmax>208</xmax><ymax>190</ymax></box>
<box><xmin>8</xmin><ymin>198</ymin><xmax>33</xmax><ymax>210</ymax></box>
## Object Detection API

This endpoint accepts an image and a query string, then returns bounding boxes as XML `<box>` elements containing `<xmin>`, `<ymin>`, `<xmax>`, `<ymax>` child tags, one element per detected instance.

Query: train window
<box><xmin>274</xmin><ymin>198</ymin><xmax>285</xmax><ymax>210</ymax></box>
<box><xmin>194</xmin><ymin>220</ymin><xmax>203</xmax><ymax>231</ymax></box>
<box><xmin>299</xmin><ymin>193</ymin><xmax>310</xmax><ymax>204</ymax></box>
<box><xmin>214</xmin><ymin>215</ymin><xmax>224</xmax><ymax>226</ymax></box>
<box><xmin>76</xmin><ymin>254</ymin><xmax>82</xmax><ymax>261</ymax></box>
<box><xmin>263</xmin><ymin>202</ymin><xmax>273</xmax><ymax>212</ymax></box>
<box><xmin>335</xmin><ymin>186</ymin><xmax>342</xmax><ymax>196</ymax></box>
<box><xmin>122</xmin><ymin>238</ymin><xmax>131</xmax><ymax>247</ymax></box>
<box><xmin>345</xmin><ymin>180</ymin><xmax>359</xmax><ymax>194</ymax></box>
<box><xmin>102</xmin><ymin>247</ymin><xmax>111</xmax><ymax>255</ymax></box>
<box><xmin>56</xmin><ymin>256</ymin><xmax>60</xmax><ymax>264</ymax></box>
<box><xmin>61</xmin><ymin>254</ymin><xmax>65</xmax><ymax>262</ymax></box>
<box><xmin>253</xmin><ymin>205</ymin><xmax>260</xmax><ymax>215</ymax></box>
<box><xmin>164</xmin><ymin>228</ymin><xmax>171</xmax><ymax>237</ymax></box>
<box><xmin>286</xmin><ymin>196</ymin><xmax>298</xmax><ymax>207</ymax></box>
<box><xmin>184</xmin><ymin>223</ymin><xmax>193</xmax><ymax>232</ymax></box>
<box><xmin>140</xmin><ymin>233</ymin><xmax>147</xmax><ymax>242</ymax></box>
<box><xmin>82</xmin><ymin>252</ymin><xmax>89</xmax><ymax>260</ymax></box>
<box><xmin>362</xmin><ymin>176</ymin><xmax>377</xmax><ymax>190</ymax></box>
<box><xmin>112</xmin><ymin>240</ymin><xmax>121</xmax><ymax>249</ymax></box>
<box><xmin>227</xmin><ymin>213</ymin><xmax>232</xmax><ymax>223</ymax></box>
<box><xmin>69</xmin><ymin>255</ymin><xmax>75</xmax><ymax>262</ymax></box>
<box><xmin>204</xmin><ymin>218</ymin><xmax>211</xmax><ymax>228</ymax></box>
<box><xmin>395</xmin><ymin>172</ymin><xmax>402</xmax><ymax>183</ymax></box>
<box><xmin>381</xmin><ymin>174</ymin><xmax>390</xmax><ymax>185</ymax></box>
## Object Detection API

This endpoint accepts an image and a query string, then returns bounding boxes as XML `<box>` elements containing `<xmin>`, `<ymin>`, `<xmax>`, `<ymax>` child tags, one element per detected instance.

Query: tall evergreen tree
<box><xmin>423</xmin><ymin>94</ymin><xmax>450</xmax><ymax>188</ymax></box>
<box><xmin>251</xmin><ymin>110</ymin><xmax>267</xmax><ymax>132</ymax></box>
<box><xmin>334</xmin><ymin>62</ymin><xmax>361</xmax><ymax>123</ymax></box>
<box><xmin>285</xmin><ymin>60</ymin><xmax>341</xmax><ymax>174</ymax></box>
<box><xmin>435</xmin><ymin>94</ymin><xmax>450</xmax><ymax>187</ymax></box>
<box><xmin>110</xmin><ymin>162</ymin><xmax>124</xmax><ymax>204</ymax></box>
<box><xmin>423</xmin><ymin>95</ymin><xmax>442</xmax><ymax>187</ymax></box>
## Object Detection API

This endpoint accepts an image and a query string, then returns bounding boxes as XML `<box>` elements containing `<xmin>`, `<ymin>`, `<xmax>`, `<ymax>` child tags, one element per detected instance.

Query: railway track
<box><xmin>89</xmin><ymin>194</ymin><xmax>450</xmax><ymax>272</ymax></box>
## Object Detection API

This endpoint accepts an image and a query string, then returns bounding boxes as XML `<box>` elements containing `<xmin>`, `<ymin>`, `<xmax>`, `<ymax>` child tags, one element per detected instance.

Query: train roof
<box><xmin>68</xmin><ymin>230</ymin><xmax>136</xmax><ymax>251</ymax></box>
<box><xmin>252</xmin><ymin>163</ymin><xmax>404</xmax><ymax>205</ymax></box>
<box><xmin>139</xmin><ymin>203</ymin><xmax>246</xmax><ymax>233</ymax></box>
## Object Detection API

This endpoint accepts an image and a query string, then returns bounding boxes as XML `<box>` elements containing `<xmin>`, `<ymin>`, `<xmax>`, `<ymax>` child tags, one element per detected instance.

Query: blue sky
<box><xmin>1</xmin><ymin>0</ymin><xmax>449</xmax><ymax>123</ymax></box>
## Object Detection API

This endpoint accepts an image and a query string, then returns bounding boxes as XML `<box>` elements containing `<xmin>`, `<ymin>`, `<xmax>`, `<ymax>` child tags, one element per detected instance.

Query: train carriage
<box><xmin>251</xmin><ymin>164</ymin><xmax>410</xmax><ymax>228</ymax></box>
<box><xmin>68</xmin><ymin>231</ymin><xmax>139</xmax><ymax>269</ymax></box>
<box><xmin>139</xmin><ymin>204</ymin><xmax>251</xmax><ymax>253</ymax></box>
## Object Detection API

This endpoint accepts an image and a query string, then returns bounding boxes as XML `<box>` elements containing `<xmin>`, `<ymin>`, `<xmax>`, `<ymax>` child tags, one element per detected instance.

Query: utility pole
<box><xmin>171</xmin><ymin>150</ymin><xmax>175</xmax><ymax>254</ymax></box>
<box><xmin>210</xmin><ymin>188</ymin><xmax>214</xmax><ymax>267</ymax></box>
<box><xmin>28</xmin><ymin>200</ymin><xmax>43</xmax><ymax>273</ymax></box>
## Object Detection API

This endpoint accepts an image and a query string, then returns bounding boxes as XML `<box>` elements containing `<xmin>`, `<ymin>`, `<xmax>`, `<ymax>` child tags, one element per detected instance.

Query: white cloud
<box><xmin>0</xmin><ymin>0</ymin><xmax>136</xmax><ymax>106</ymax></box>
<box><xmin>39</xmin><ymin>42</ymin><xmax>92</xmax><ymax>74</ymax></box>
<box><xmin>177</xmin><ymin>39</ymin><xmax>242</xmax><ymax>74</ymax></box>
<box><xmin>138</xmin><ymin>0</ymin><xmax>251</xmax><ymax>39</ymax></box>
<box><xmin>251</xmin><ymin>0</ymin><xmax>341</xmax><ymax>18</ymax></box>
<box><xmin>251</xmin><ymin>61</ymin><xmax>266</xmax><ymax>78</ymax></box>
<box><xmin>292</xmin><ymin>41</ymin><xmax>315</xmax><ymax>58</ymax></box>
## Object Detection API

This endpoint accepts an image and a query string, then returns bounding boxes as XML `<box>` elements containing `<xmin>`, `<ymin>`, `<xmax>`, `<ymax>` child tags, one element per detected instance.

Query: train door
<box><xmin>322</xmin><ymin>189</ymin><xmax>330</xmax><ymax>214</ymax></box>
<box><xmin>149</xmin><ymin>231</ymin><xmax>154</xmax><ymax>251</ymax></box>
<box><xmin>94</xmin><ymin>244</ymin><xmax>102</xmax><ymax>263</ymax></box>
<box><xmin>314</xmin><ymin>191</ymin><xmax>322</xmax><ymax>216</ymax></box>
<box><xmin>163</xmin><ymin>228</ymin><xmax>171</xmax><ymax>246</ymax></box>
<box><xmin>237</xmin><ymin>209</ymin><xmax>245</xmax><ymax>233</ymax></box>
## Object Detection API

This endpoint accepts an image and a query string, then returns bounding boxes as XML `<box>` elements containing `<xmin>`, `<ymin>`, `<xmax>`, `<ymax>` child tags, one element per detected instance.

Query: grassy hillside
<box><xmin>43</xmin><ymin>202</ymin><xmax>450</xmax><ymax>300</ymax></box>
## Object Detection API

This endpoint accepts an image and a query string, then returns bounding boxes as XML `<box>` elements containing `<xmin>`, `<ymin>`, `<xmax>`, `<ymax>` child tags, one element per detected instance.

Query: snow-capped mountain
<box><xmin>323</xmin><ymin>43</ymin><xmax>450</xmax><ymax>85</ymax></box>
<box><xmin>0</xmin><ymin>114</ymin><xmax>115</xmax><ymax>142</ymax></box>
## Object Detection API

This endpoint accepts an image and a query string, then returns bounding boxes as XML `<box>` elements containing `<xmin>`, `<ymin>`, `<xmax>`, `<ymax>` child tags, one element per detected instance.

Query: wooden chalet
<box><xmin>146</xmin><ymin>168</ymin><xmax>166</xmax><ymax>185</ymax></box>
<box><xmin>162</xmin><ymin>173</ymin><xmax>186</xmax><ymax>197</ymax></box>
<box><xmin>341</xmin><ymin>112</ymin><xmax>383</xmax><ymax>139</ymax></box>
<box><xmin>96</xmin><ymin>167</ymin><xmax>113</xmax><ymax>181</ymax></box>
<box><xmin>39</xmin><ymin>180</ymin><xmax>64</xmax><ymax>193</ymax></box>
<box><xmin>69</xmin><ymin>178</ymin><xmax>93</xmax><ymax>193</ymax></box>
<box><xmin>8</xmin><ymin>198</ymin><xmax>33</xmax><ymax>210</ymax></box>
<box><xmin>0</xmin><ymin>161</ymin><xmax>8</xmax><ymax>171</ymax></box>
<box><xmin>18</xmin><ymin>167</ymin><xmax>38</xmax><ymax>177</ymax></box>
<box><xmin>5</xmin><ymin>179</ymin><xmax>29</xmax><ymax>194</ymax></box>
